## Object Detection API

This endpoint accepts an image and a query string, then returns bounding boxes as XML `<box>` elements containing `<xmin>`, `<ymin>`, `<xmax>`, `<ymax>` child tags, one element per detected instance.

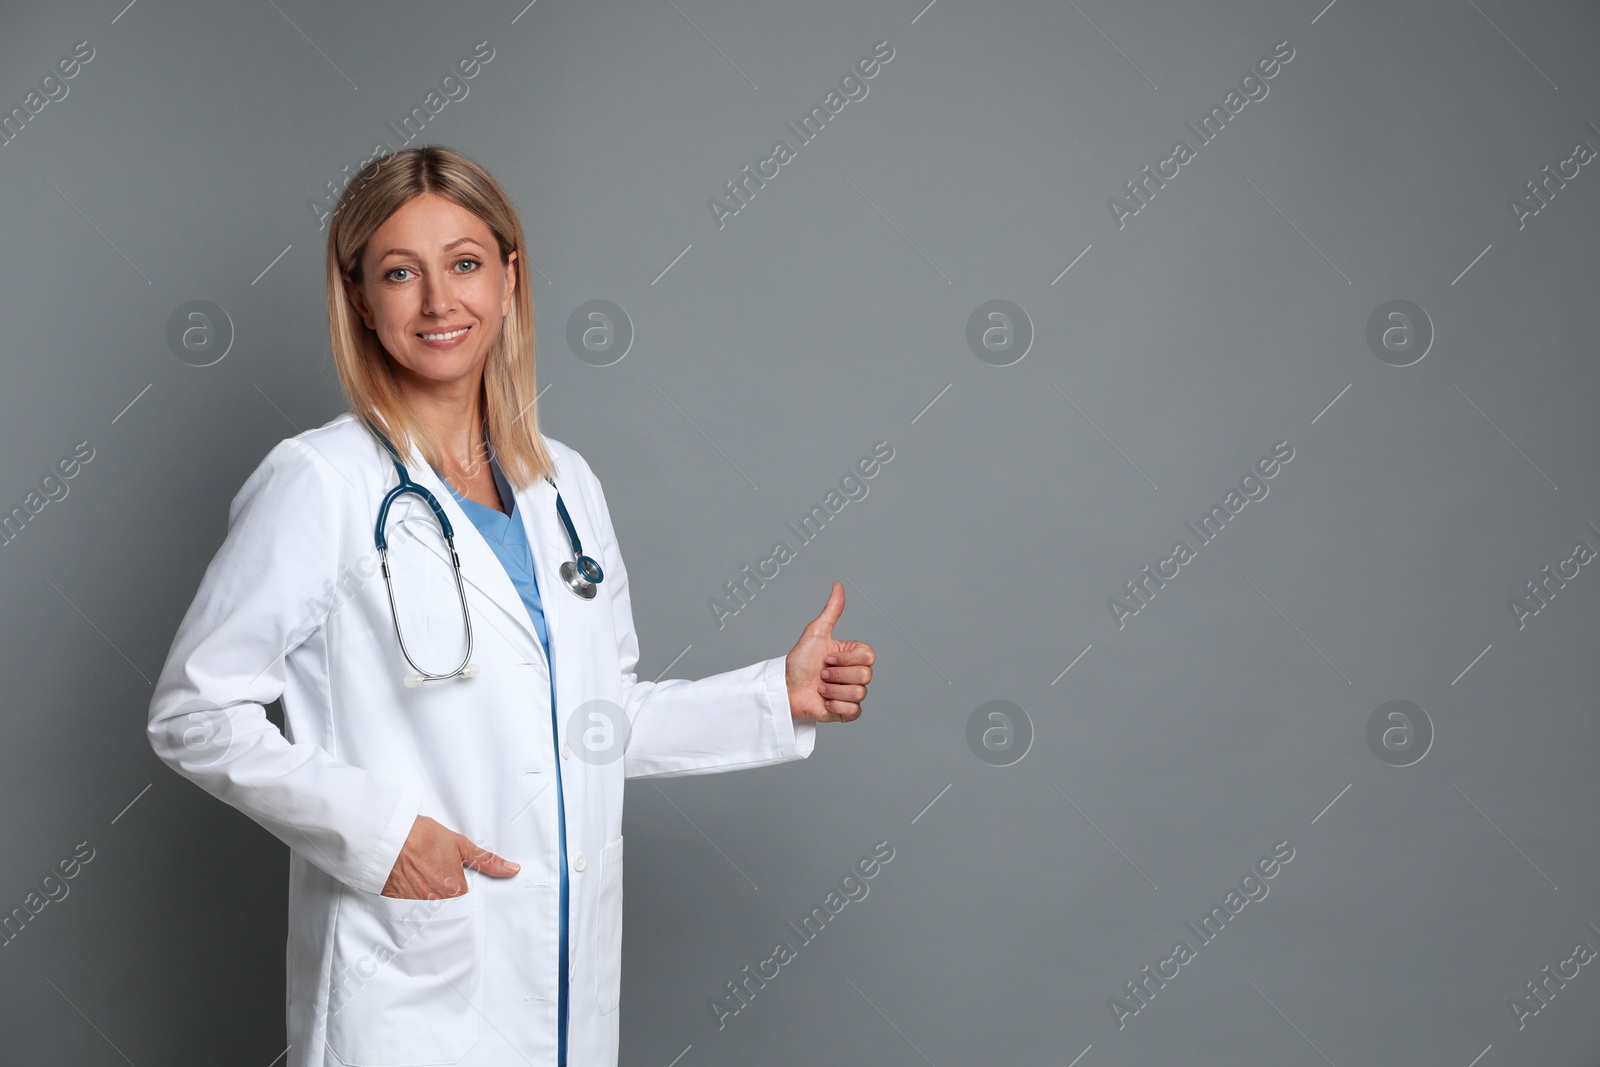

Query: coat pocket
<box><xmin>595</xmin><ymin>835</ymin><xmax>624</xmax><ymax>1015</ymax></box>
<box><xmin>325</xmin><ymin>887</ymin><xmax>485</xmax><ymax>1066</ymax></box>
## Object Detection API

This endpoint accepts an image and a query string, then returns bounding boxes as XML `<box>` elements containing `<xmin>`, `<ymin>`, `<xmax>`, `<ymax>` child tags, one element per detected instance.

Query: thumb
<box><xmin>807</xmin><ymin>580</ymin><xmax>845</xmax><ymax>636</ymax></box>
<box><xmin>458</xmin><ymin>835</ymin><xmax>521</xmax><ymax>878</ymax></box>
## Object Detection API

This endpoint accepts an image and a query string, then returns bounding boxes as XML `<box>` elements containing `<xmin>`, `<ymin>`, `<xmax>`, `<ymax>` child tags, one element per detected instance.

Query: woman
<box><xmin>147</xmin><ymin>145</ymin><xmax>875</xmax><ymax>1067</ymax></box>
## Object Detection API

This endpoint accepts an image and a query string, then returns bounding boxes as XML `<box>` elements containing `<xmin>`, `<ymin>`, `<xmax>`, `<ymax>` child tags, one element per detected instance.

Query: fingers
<box><xmin>825</xmin><ymin>642</ymin><xmax>876</xmax><ymax>668</ymax></box>
<box><xmin>816</xmin><ymin>644</ymin><xmax>872</xmax><ymax>721</ymax></box>
<box><xmin>822</xmin><ymin>699</ymin><xmax>862</xmax><ymax>723</ymax></box>
<box><xmin>807</xmin><ymin>581</ymin><xmax>845</xmax><ymax>634</ymax></box>
<box><xmin>458</xmin><ymin>836</ymin><xmax>521</xmax><ymax>878</ymax></box>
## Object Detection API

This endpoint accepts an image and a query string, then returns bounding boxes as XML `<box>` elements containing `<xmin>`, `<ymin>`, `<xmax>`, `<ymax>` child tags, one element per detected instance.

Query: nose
<box><xmin>420</xmin><ymin>271</ymin><xmax>456</xmax><ymax>317</ymax></box>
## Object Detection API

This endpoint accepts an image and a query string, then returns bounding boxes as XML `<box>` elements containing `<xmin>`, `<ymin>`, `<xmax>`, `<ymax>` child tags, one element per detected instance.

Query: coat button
<box><xmin>561</xmin><ymin>739</ymin><xmax>571</xmax><ymax>760</ymax></box>
<box><xmin>573</xmin><ymin>852</ymin><xmax>587</xmax><ymax>872</ymax></box>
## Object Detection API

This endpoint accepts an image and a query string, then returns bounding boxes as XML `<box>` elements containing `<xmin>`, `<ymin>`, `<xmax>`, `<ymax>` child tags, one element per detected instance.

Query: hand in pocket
<box><xmin>382</xmin><ymin>814</ymin><xmax>520</xmax><ymax>900</ymax></box>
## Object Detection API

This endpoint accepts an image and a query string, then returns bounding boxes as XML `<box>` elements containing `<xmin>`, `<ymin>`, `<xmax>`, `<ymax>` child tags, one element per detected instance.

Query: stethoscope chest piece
<box><xmin>560</xmin><ymin>555</ymin><xmax>603</xmax><ymax>599</ymax></box>
<box><xmin>551</xmin><ymin>478</ymin><xmax>604</xmax><ymax>600</ymax></box>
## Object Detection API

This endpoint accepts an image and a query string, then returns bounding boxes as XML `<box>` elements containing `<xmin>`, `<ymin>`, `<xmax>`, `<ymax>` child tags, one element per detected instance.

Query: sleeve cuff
<box><xmin>760</xmin><ymin>656</ymin><xmax>816</xmax><ymax>760</ymax></box>
<box><xmin>356</xmin><ymin>781</ymin><xmax>423</xmax><ymax>895</ymax></box>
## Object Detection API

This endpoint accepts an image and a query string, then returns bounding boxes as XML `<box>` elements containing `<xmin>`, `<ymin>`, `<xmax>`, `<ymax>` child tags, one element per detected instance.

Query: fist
<box><xmin>785</xmin><ymin>581</ymin><xmax>875</xmax><ymax>724</ymax></box>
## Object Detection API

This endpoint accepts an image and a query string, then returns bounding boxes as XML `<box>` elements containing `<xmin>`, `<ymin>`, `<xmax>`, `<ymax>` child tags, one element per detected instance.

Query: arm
<box><xmin>573</xmin><ymin>457</ymin><xmax>816</xmax><ymax>779</ymax></box>
<box><xmin>147</xmin><ymin>438</ymin><xmax>421</xmax><ymax>895</ymax></box>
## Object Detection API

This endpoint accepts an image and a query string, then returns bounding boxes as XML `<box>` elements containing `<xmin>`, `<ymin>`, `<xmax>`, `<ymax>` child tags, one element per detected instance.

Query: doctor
<box><xmin>147</xmin><ymin>145</ymin><xmax>875</xmax><ymax>1067</ymax></box>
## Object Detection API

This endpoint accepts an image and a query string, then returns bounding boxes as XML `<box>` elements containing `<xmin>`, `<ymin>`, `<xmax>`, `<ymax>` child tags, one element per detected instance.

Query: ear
<box><xmin>501</xmin><ymin>249</ymin><xmax>518</xmax><ymax>317</ymax></box>
<box><xmin>342</xmin><ymin>272</ymin><xmax>377</xmax><ymax>331</ymax></box>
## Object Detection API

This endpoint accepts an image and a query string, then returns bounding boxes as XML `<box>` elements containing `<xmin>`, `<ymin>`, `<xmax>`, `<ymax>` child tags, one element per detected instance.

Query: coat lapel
<box><xmin>513</xmin><ymin>466</ymin><xmax>564</xmax><ymax>658</ymax></box>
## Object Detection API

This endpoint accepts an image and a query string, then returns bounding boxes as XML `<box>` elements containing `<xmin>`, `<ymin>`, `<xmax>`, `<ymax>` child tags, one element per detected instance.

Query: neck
<box><xmin>396</xmin><ymin>366</ymin><xmax>488</xmax><ymax>474</ymax></box>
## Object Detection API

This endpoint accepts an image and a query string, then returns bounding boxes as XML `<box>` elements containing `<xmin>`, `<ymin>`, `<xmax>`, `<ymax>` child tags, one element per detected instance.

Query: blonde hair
<box><xmin>324</xmin><ymin>144</ymin><xmax>554</xmax><ymax>489</ymax></box>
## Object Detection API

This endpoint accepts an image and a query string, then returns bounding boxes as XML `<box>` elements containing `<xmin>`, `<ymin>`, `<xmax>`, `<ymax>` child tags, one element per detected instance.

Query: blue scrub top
<box><xmin>435</xmin><ymin>455</ymin><xmax>570</xmax><ymax>1066</ymax></box>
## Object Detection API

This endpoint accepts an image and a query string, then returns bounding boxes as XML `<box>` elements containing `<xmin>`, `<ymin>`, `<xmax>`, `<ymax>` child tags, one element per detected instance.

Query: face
<box><xmin>343</xmin><ymin>191</ymin><xmax>518</xmax><ymax>396</ymax></box>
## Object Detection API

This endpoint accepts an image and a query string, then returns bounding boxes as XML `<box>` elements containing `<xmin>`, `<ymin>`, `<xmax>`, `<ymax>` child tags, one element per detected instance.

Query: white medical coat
<box><xmin>147</xmin><ymin>411</ymin><xmax>815</xmax><ymax>1066</ymax></box>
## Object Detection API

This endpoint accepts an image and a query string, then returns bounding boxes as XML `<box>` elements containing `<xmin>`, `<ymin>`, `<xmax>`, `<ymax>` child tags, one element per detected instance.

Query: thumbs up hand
<box><xmin>785</xmin><ymin>581</ymin><xmax>875</xmax><ymax>723</ymax></box>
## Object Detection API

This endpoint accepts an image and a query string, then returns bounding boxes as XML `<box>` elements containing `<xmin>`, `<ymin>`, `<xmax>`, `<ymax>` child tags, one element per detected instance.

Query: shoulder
<box><xmin>539</xmin><ymin>434</ymin><xmax>617</xmax><ymax>530</ymax></box>
<box><xmin>292</xmin><ymin>411</ymin><xmax>385</xmax><ymax>475</ymax></box>
<box><xmin>229</xmin><ymin>413</ymin><xmax>376</xmax><ymax>522</ymax></box>
<box><xmin>541</xmin><ymin>434</ymin><xmax>600</xmax><ymax>489</ymax></box>
<box><xmin>270</xmin><ymin>412</ymin><xmax>385</xmax><ymax>480</ymax></box>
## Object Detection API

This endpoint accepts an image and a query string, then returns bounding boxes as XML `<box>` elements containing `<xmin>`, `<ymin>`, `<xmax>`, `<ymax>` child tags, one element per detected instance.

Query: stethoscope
<box><xmin>370</xmin><ymin>428</ymin><xmax>604</xmax><ymax>687</ymax></box>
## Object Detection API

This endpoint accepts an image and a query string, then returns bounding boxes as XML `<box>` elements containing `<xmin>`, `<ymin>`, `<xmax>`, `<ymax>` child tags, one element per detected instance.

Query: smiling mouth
<box><xmin>419</xmin><ymin>326</ymin><xmax>471</xmax><ymax>341</ymax></box>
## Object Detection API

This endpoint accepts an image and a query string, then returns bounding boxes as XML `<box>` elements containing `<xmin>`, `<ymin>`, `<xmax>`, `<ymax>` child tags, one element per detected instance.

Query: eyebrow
<box><xmin>374</xmin><ymin>237</ymin><xmax>487</xmax><ymax>260</ymax></box>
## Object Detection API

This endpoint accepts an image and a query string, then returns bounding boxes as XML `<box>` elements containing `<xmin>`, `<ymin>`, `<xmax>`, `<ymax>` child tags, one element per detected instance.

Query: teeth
<box><xmin>422</xmin><ymin>327</ymin><xmax>468</xmax><ymax>341</ymax></box>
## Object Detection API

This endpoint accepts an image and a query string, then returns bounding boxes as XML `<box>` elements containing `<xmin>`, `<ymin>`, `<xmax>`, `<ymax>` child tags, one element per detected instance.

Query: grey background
<box><xmin>1</xmin><ymin>0</ymin><xmax>1597</xmax><ymax>1064</ymax></box>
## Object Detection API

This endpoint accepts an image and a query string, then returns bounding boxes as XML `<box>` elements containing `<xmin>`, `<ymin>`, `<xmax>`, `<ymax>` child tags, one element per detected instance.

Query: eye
<box><xmin>454</xmin><ymin>258</ymin><xmax>482</xmax><ymax>273</ymax></box>
<box><xmin>384</xmin><ymin>267</ymin><xmax>414</xmax><ymax>283</ymax></box>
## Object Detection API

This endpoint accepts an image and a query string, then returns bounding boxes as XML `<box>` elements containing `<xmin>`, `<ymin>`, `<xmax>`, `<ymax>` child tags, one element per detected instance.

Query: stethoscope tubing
<box><xmin>373</xmin><ymin>432</ymin><xmax>479</xmax><ymax>685</ymax></box>
<box><xmin>368</xmin><ymin>426</ymin><xmax>603</xmax><ymax>685</ymax></box>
